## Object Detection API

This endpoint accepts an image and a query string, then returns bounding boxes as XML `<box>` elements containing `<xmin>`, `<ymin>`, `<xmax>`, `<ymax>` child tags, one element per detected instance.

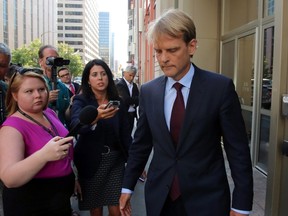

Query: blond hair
<box><xmin>6</xmin><ymin>72</ymin><xmax>49</xmax><ymax>116</ymax></box>
<box><xmin>147</xmin><ymin>9</ymin><xmax>196</xmax><ymax>44</ymax></box>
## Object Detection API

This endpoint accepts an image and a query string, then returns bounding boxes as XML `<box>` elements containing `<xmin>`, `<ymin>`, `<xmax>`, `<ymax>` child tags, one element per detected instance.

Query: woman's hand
<box><xmin>39</xmin><ymin>136</ymin><xmax>73</xmax><ymax>162</ymax></box>
<box><xmin>91</xmin><ymin>104</ymin><xmax>119</xmax><ymax>125</ymax></box>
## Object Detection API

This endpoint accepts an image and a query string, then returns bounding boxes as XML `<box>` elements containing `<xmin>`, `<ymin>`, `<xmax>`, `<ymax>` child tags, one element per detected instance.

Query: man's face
<box><xmin>0</xmin><ymin>53</ymin><xmax>10</xmax><ymax>80</ymax></box>
<box><xmin>123</xmin><ymin>71</ymin><xmax>136</xmax><ymax>83</ymax></box>
<box><xmin>154</xmin><ymin>34</ymin><xmax>197</xmax><ymax>81</ymax></box>
<box><xmin>39</xmin><ymin>48</ymin><xmax>58</xmax><ymax>79</ymax></box>
<box><xmin>58</xmin><ymin>69</ymin><xmax>72</xmax><ymax>84</ymax></box>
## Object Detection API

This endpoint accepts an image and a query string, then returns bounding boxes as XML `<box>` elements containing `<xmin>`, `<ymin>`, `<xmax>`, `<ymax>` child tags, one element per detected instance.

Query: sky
<box><xmin>97</xmin><ymin>0</ymin><xmax>128</xmax><ymax>67</ymax></box>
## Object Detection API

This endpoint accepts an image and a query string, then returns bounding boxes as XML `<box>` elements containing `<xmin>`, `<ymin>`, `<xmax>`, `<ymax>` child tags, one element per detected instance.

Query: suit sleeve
<box><xmin>220</xmin><ymin>80</ymin><xmax>253</xmax><ymax>211</ymax></box>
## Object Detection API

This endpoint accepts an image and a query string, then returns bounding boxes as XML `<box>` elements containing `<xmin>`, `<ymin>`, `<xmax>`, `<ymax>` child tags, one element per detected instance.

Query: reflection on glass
<box><xmin>236</xmin><ymin>34</ymin><xmax>255</xmax><ymax>107</ymax></box>
<box><xmin>263</xmin><ymin>0</ymin><xmax>274</xmax><ymax>17</ymax></box>
<box><xmin>258</xmin><ymin>115</ymin><xmax>270</xmax><ymax>171</ymax></box>
<box><xmin>261</xmin><ymin>27</ymin><xmax>274</xmax><ymax>110</ymax></box>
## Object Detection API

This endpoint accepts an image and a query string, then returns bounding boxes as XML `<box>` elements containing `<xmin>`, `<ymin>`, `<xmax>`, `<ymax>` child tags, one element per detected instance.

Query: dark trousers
<box><xmin>127</xmin><ymin>112</ymin><xmax>136</xmax><ymax>135</ymax></box>
<box><xmin>160</xmin><ymin>196</ymin><xmax>187</xmax><ymax>216</ymax></box>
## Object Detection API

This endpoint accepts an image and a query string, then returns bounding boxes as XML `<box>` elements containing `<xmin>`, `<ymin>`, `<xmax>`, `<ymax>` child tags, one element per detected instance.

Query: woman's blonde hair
<box><xmin>6</xmin><ymin>71</ymin><xmax>49</xmax><ymax>116</ymax></box>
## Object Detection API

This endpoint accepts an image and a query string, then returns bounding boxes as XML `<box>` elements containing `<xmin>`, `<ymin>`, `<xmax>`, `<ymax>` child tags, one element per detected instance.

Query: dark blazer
<box><xmin>70</xmin><ymin>94</ymin><xmax>132</xmax><ymax>178</ymax></box>
<box><xmin>68</xmin><ymin>82</ymin><xmax>81</xmax><ymax>97</ymax></box>
<box><xmin>116</xmin><ymin>78</ymin><xmax>139</xmax><ymax>113</ymax></box>
<box><xmin>122</xmin><ymin>64</ymin><xmax>253</xmax><ymax>216</ymax></box>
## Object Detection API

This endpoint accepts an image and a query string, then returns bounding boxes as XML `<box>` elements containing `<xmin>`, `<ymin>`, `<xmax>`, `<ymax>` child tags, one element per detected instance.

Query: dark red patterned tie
<box><xmin>169</xmin><ymin>82</ymin><xmax>185</xmax><ymax>201</ymax></box>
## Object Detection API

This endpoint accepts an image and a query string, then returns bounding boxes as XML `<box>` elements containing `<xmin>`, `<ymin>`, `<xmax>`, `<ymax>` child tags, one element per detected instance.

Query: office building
<box><xmin>99</xmin><ymin>11</ymin><xmax>111</xmax><ymax>67</ymax></box>
<box><xmin>0</xmin><ymin>0</ymin><xmax>57</xmax><ymax>49</ymax></box>
<box><xmin>57</xmin><ymin>0</ymin><xmax>100</xmax><ymax>63</ymax></box>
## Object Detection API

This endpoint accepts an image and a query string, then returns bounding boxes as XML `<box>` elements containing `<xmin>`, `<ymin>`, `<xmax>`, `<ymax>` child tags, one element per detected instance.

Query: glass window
<box><xmin>257</xmin><ymin>26</ymin><xmax>274</xmax><ymax>173</ymax></box>
<box><xmin>236</xmin><ymin>34</ymin><xmax>255</xmax><ymax>107</ymax></box>
<box><xmin>235</xmin><ymin>34</ymin><xmax>255</xmax><ymax>147</ymax></box>
<box><xmin>221</xmin><ymin>40</ymin><xmax>235</xmax><ymax>80</ymax></box>
<box><xmin>258</xmin><ymin>115</ymin><xmax>270</xmax><ymax>171</ymax></box>
<box><xmin>264</xmin><ymin>0</ymin><xmax>274</xmax><ymax>17</ymax></box>
<box><xmin>261</xmin><ymin>27</ymin><xmax>274</xmax><ymax>110</ymax></box>
<box><xmin>223</xmin><ymin>0</ymin><xmax>258</xmax><ymax>33</ymax></box>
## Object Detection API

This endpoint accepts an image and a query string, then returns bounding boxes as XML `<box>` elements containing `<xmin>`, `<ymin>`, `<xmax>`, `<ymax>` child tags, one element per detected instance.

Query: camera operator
<box><xmin>38</xmin><ymin>45</ymin><xmax>70</xmax><ymax>126</ymax></box>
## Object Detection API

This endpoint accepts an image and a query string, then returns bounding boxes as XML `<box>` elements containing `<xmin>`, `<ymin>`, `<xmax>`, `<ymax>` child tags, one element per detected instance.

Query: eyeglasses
<box><xmin>59</xmin><ymin>73</ymin><xmax>70</xmax><ymax>78</ymax></box>
<box><xmin>10</xmin><ymin>67</ymin><xmax>44</xmax><ymax>85</ymax></box>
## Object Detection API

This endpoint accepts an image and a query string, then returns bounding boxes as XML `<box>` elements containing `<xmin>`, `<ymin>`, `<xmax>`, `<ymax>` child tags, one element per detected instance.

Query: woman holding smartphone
<box><xmin>70</xmin><ymin>59</ymin><xmax>132</xmax><ymax>216</ymax></box>
<box><xmin>0</xmin><ymin>68</ymin><xmax>74</xmax><ymax>216</ymax></box>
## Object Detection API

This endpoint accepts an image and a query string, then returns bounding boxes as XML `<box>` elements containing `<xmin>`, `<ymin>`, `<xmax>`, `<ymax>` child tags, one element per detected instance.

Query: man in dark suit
<box><xmin>58</xmin><ymin>67</ymin><xmax>81</xmax><ymax>97</ymax></box>
<box><xmin>116</xmin><ymin>65</ymin><xmax>139</xmax><ymax>135</ymax></box>
<box><xmin>58</xmin><ymin>67</ymin><xmax>81</xmax><ymax>129</ymax></box>
<box><xmin>119</xmin><ymin>9</ymin><xmax>253</xmax><ymax>216</ymax></box>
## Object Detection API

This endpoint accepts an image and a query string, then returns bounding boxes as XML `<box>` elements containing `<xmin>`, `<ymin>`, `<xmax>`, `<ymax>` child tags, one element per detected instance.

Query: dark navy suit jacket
<box><xmin>116</xmin><ymin>78</ymin><xmax>139</xmax><ymax>113</ymax></box>
<box><xmin>122</xmin><ymin>64</ymin><xmax>253</xmax><ymax>216</ymax></box>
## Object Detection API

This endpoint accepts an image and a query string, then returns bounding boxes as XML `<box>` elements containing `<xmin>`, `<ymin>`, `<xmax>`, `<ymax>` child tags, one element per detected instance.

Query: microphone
<box><xmin>66</xmin><ymin>105</ymin><xmax>98</xmax><ymax>137</ymax></box>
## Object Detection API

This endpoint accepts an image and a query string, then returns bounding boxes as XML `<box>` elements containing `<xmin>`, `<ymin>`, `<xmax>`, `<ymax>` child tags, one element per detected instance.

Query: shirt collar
<box><xmin>166</xmin><ymin>63</ymin><xmax>194</xmax><ymax>90</ymax></box>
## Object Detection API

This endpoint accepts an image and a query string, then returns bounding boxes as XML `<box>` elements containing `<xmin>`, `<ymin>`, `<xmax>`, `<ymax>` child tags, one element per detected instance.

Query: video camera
<box><xmin>46</xmin><ymin>57</ymin><xmax>70</xmax><ymax>67</ymax></box>
<box><xmin>45</xmin><ymin>57</ymin><xmax>70</xmax><ymax>93</ymax></box>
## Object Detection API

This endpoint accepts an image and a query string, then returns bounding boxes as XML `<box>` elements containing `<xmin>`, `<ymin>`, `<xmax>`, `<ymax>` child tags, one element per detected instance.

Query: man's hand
<box><xmin>119</xmin><ymin>193</ymin><xmax>132</xmax><ymax>216</ymax></box>
<box><xmin>230</xmin><ymin>210</ymin><xmax>249</xmax><ymax>216</ymax></box>
<box><xmin>49</xmin><ymin>89</ymin><xmax>59</xmax><ymax>102</ymax></box>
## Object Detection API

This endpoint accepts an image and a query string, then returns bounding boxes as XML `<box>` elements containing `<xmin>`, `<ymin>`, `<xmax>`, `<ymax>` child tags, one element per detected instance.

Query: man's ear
<box><xmin>39</xmin><ymin>57</ymin><xmax>44</xmax><ymax>67</ymax></box>
<box><xmin>188</xmin><ymin>39</ymin><xmax>198</xmax><ymax>56</ymax></box>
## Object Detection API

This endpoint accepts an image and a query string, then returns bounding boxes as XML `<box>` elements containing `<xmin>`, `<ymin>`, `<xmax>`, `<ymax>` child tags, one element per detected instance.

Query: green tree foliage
<box><xmin>11</xmin><ymin>39</ymin><xmax>84</xmax><ymax>77</ymax></box>
<box><xmin>58</xmin><ymin>43</ymin><xmax>83</xmax><ymax>76</ymax></box>
<box><xmin>11</xmin><ymin>39</ymin><xmax>41</xmax><ymax>67</ymax></box>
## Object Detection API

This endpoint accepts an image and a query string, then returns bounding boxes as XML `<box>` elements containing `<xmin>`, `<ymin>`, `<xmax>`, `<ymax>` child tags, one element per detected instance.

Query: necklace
<box><xmin>18</xmin><ymin>109</ymin><xmax>59</xmax><ymax>137</ymax></box>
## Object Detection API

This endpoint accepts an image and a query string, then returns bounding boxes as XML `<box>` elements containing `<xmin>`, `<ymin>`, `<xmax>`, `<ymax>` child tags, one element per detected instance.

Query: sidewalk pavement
<box><xmin>0</xmin><ymin>164</ymin><xmax>266</xmax><ymax>216</ymax></box>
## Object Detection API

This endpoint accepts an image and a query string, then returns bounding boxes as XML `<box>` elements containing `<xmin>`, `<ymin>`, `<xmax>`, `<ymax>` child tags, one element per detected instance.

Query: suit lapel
<box><xmin>153</xmin><ymin>77</ymin><xmax>176</xmax><ymax>152</ymax></box>
<box><xmin>121</xmin><ymin>79</ymin><xmax>130</xmax><ymax>96</ymax></box>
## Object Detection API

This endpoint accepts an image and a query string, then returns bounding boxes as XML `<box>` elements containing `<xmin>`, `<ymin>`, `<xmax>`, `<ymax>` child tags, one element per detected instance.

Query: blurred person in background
<box><xmin>58</xmin><ymin>67</ymin><xmax>81</xmax><ymax>97</ymax></box>
<box><xmin>116</xmin><ymin>66</ymin><xmax>147</xmax><ymax>182</ymax></box>
<box><xmin>116</xmin><ymin>65</ymin><xmax>139</xmax><ymax>136</ymax></box>
<box><xmin>0</xmin><ymin>42</ymin><xmax>11</xmax><ymax>216</ymax></box>
<box><xmin>71</xmin><ymin>59</ymin><xmax>132</xmax><ymax>216</ymax></box>
<box><xmin>0</xmin><ymin>43</ymin><xmax>11</xmax><ymax>124</ymax></box>
<box><xmin>58</xmin><ymin>67</ymin><xmax>81</xmax><ymax>128</ymax></box>
<box><xmin>38</xmin><ymin>45</ymin><xmax>70</xmax><ymax>126</ymax></box>
<box><xmin>0</xmin><ymin>68</ymin><xmax>74</xmax><ymax>216</ymax></box>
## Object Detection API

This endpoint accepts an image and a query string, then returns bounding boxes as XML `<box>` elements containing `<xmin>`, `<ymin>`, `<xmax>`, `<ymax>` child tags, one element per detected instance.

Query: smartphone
<box><xmin>105</xmin><ymin>100</ymin><xmax>120</xmax><ymax>109</ymax></box>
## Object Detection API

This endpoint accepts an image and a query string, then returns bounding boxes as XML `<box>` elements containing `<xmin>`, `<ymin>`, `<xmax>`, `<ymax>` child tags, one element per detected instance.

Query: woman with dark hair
<box><xmin>70</xmin><ymin>59</ymin><xmax>132</xmax><ymax>216</ymax></box>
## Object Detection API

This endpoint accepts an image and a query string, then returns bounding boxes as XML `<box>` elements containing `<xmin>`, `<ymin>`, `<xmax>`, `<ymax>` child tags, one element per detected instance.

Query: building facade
<box><xmin>131</xmin><ymin>0</ymin><xmax>288</xmax><ymax>215</ymax></box>
<box><xmin>0</xmin><ymin>0</ymin><xmax>57</xmax><ymax>49</ymax></box>
<box><xmin>57</xmin><ymin>0</ymin><xmax>100</xmax><ymax>63</ymax></box>
<box><xmin>0</xmin><ymin>0</ymin><xmax>101</xmax><ymax>64</ymax></box>
<box><xmin>99</xmin><ymin>11</ymin><xmax>111</xmax><ymax>67</ymax></box>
